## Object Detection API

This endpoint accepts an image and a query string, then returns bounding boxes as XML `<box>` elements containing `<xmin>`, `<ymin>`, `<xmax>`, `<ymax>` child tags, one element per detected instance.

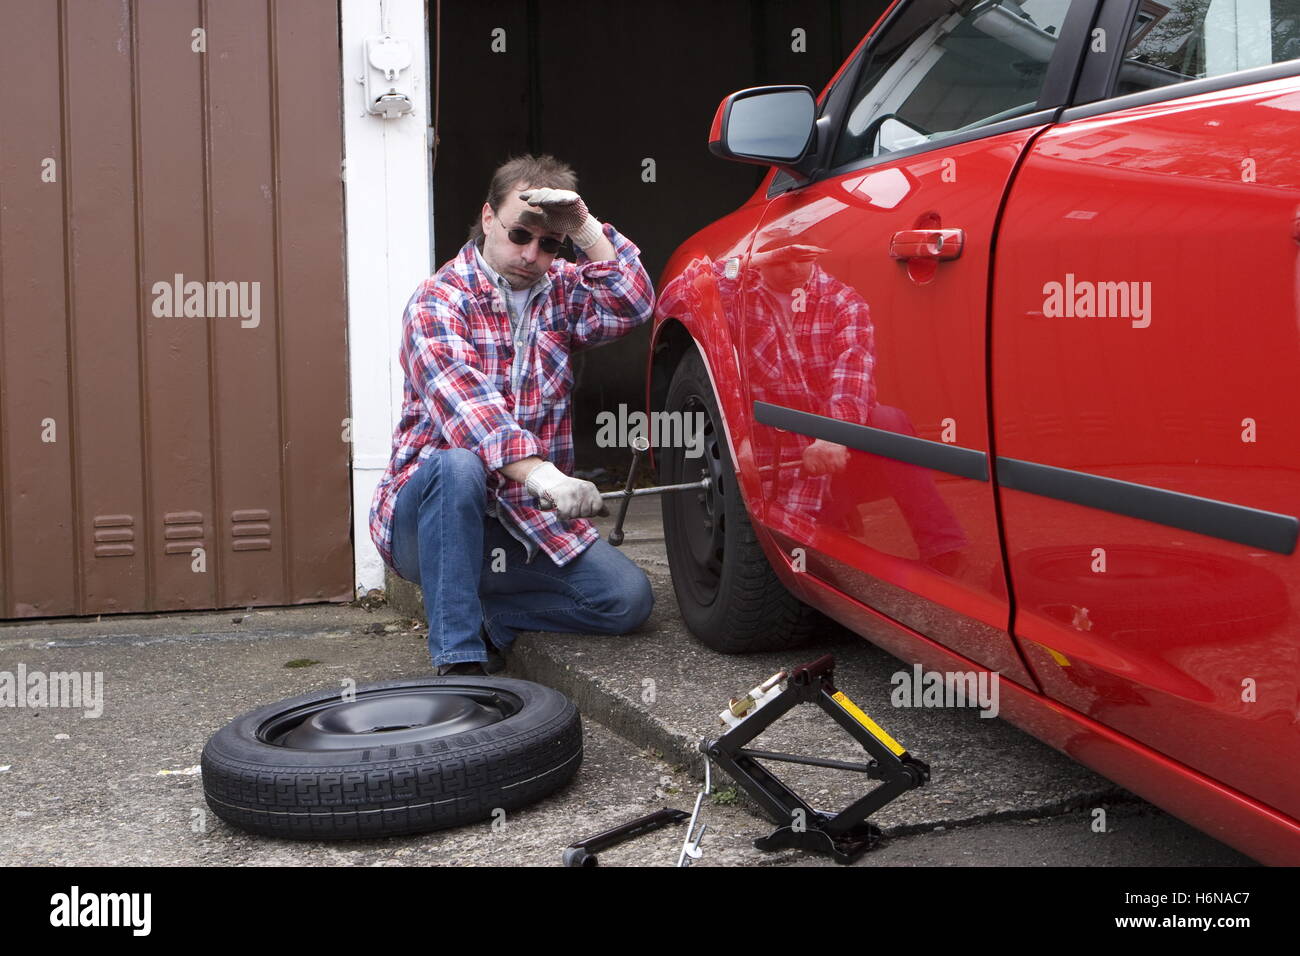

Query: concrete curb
<box><xmin>510</xmin><ymin>637</ymin><xmax>706</xmax><ymax>774</ymax></box>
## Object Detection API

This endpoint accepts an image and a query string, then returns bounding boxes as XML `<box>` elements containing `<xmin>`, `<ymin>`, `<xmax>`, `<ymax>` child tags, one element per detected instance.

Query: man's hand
<box><xmin>524</xmin><ymin>460</ymin><xmax>606</xmax><ymax>519</ymax></box>
<box><xmin>802</xmin><ymin>438</ymin><xmax>850</xmax><ymax>476</ymax></box>
<box><xmin>519</xmin><ymin>188</ymin><xmax>604</xmax><ymax>251</ymax></box>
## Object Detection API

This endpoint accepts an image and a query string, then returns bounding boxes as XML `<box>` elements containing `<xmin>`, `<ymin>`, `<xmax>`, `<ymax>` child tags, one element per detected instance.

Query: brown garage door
<box><xmin>0</xmin><ymin>0</ymin><xmax>352</xmax><ymax>618</ymax></box>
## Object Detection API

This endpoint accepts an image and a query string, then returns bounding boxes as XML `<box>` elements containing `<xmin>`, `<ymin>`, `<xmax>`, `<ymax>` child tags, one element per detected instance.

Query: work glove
<box><xmin>802</xmin><ymin>438</ymin><xmax>850</xmax><ymax>476</ymax></box>
<box><xmin>524</xmin><ymin>461</ymin><xmax>606</xmax><ymax>519</ymax></box>
<box><xmin>519</xmin><ymin>188</ymin><xmax>604</xmax><ymax>251</ymax></box>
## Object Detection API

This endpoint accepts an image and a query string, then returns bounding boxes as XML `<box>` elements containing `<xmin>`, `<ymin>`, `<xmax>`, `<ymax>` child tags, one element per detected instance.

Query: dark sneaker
<box><xmin>436</xmin><ymin>661</ymin><xmax>487</xmax><ymax>677</ymax></box>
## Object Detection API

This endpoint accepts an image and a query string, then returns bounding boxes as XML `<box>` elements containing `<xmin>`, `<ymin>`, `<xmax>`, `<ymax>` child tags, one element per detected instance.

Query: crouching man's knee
<box><xmin>626</xmin><ymin>572</ymin><xmax>655</xmax><ymax>631</ymax></box>
<box><xmin>598</xmin><ymin>568</ymin><xmax>655</xmax><ymax>634</ymax></box>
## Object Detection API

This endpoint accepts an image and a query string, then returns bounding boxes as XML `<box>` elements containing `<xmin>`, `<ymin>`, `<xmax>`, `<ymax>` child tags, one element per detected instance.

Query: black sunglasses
<box><xmin>498</xmin><ymin>218</ymin><xmax>564</xmax><ymax>254</ymax></box>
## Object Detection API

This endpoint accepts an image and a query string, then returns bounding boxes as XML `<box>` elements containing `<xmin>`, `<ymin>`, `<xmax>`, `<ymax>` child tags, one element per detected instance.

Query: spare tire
<box><xmin>200</xmin><ymin>676</ymin><xmax>581</xmax><ymax>840</ymax></box>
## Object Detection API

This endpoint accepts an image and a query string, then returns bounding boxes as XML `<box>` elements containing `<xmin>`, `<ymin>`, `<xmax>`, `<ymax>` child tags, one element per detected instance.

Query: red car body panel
<box><xmin>647</xmin><ymin>5</ymin><xmax>1300</xmax><ymax>864</ymax></box>
<box><xmin>992</xmin><ymin>74</ymin><xmax>1300</xmax><ymax>829</ymax></box>
<box><xmin>740</xmin><ymin>128</ymin><xmax>1046</xmax><ymax>688</ymax></box>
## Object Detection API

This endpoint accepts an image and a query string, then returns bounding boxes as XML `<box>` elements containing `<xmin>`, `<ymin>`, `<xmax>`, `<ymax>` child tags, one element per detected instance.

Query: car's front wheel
<box><xmin>659</xmin><ymin>347</ymin><xmax>821</xmax><ymax>653</ymax></box>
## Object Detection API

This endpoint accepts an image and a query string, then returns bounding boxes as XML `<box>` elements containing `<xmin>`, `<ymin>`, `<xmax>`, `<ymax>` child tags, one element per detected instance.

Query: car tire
<box><xmin>660</xmin><ymin>346</ymin><xmax>822</xmax><ymax>653</ymax></box>
<box><xmin>200</xmin><ymin>676</ymin><xmax>581</xmax><ymax>840</ymax></box>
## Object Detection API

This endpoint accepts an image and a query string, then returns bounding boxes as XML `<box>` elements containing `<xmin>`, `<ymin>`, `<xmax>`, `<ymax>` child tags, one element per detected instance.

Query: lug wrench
<box><xmin>562</xmin><ymin>807</ymin><xmax>691</xmax><ymax>867</ymax></box>
<box><xmin>536</xmin><ymin>436</ymin><xmax>712</xmax><ymax>545</ymax></box>
<box><xmin>677</xmin><ymin>755</ymin><xmax>713</xmax><ymax>867</ymax></box>
<box><xmin>608</xmin><ymin>436</ymin><xmax>649</xmax><ymax>546</ymax></box>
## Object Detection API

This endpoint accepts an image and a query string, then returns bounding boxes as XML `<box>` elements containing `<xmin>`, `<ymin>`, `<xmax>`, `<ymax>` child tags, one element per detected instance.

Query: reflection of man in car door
<box><xmin>744</xmin><ymin>241</ymin><xmax>969</xmax><ymax>568</ymax></box>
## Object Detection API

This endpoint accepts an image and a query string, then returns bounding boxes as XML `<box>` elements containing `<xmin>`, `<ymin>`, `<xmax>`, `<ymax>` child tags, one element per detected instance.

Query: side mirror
<box><xmin>708</xmin><ymin>86</ymin><xmax>816</xmax><ymax>169</ymax></box>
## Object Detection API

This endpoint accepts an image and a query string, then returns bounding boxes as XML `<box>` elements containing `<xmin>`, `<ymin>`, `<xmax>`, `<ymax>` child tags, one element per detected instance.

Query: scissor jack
<box><xmin>699</xmin><ymin>654</ymin><xmax>930</xmax><ymax>865</ymax></box>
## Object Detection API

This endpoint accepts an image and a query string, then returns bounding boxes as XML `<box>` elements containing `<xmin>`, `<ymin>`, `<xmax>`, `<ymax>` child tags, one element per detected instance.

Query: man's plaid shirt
<box><xmin>369</xmin><ymin>222</ymin><xmax>654</xmax><ymax>568</ymax></box>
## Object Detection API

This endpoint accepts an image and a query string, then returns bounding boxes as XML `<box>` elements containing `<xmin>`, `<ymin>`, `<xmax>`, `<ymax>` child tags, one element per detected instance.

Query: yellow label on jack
<box><xmin>832</xmin><ymin>691</ymin><xmax>906</xmax><ymax>757</ymax></box>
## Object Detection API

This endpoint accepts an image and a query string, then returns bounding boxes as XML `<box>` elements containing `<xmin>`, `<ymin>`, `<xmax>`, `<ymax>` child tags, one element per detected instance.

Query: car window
<box><xmin>831</xmin><ymin>0</ymin><xmax>1080</xmax><ymax>167</ymax></box>
<box><xmin>1115</xmin><ymin>0</ymin><xmax>1300</xmax><ymax>96</ymax></box>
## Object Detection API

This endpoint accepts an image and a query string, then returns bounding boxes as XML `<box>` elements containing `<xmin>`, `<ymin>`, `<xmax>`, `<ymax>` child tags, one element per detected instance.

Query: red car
<box><xmin>647</xmin><ymin>0</ymin><xmax>1300</xmax><ymax>864</ymax></box>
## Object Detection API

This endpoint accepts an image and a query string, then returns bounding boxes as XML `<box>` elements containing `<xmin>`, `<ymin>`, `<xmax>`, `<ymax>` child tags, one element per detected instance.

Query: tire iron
<box><xmin>562</xmin><ymin>806</ymin><xmax>691</xmax><ymax>867</ymax></box>
<box><xmin>608</xmin><ymin>436</ymin><xmax>650</xmax><ymax>546</ymax></box>
<box><xmin>676</xmin><ymin>756</ymin><xmax>712</xmax><ymax>867</ymax></box>
<box><xmin>534</xmin><ymin>435</ymin><xmax>710</xmax><ymax>546</ymax></box>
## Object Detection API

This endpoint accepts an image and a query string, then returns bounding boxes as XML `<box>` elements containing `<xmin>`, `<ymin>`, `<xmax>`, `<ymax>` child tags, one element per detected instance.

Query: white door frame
<box><xmin>340</xmin><ymin>0</ymin><xmax>433</xmax><ymax>594</ymax></box>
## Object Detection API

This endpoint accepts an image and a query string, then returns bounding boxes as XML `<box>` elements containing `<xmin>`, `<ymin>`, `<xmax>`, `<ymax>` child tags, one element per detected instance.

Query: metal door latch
<box><xmin>363</xmin><ymin>34</ymin><xmax>415</xmax><ymax>118</ymax></box>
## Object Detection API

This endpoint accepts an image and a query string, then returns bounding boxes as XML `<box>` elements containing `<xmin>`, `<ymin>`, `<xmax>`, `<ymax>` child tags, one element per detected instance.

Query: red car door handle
<box><xmin>890</xmin><ymin>228</ymin><xmax>964</xmax><ymax>261</ymax></box>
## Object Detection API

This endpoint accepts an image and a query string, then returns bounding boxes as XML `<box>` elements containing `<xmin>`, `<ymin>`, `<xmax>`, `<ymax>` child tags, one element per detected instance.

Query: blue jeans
<box><xmin>389</xmin><ymin>447</ymin><xmax>655</xmax><ymax>667</ymax></box>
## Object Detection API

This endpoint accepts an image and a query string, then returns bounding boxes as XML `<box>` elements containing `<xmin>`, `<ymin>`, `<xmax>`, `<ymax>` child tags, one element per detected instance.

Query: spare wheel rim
<box><xmin>256</xmin><ymin>685</ymin><xmax>522</xmax><ymax>751</ymax></box>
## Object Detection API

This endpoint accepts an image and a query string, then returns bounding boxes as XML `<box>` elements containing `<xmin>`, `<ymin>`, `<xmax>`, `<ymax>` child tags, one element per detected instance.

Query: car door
<box><xmin>992</xmin><ymin>0</ymin><xmax>1300</xmax><ymax>819</ymax></box>
<box><xmin>741</xmin><ymin>0</ymin><xmax>1095</xmax><ymax>684</ymax></box>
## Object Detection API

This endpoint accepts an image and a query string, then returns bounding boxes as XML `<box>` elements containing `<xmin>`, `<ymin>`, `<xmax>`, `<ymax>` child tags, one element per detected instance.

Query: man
<box><xmin>370</xmin><ymin>154</ymin><xmax>656</xmax><ymax>675</ymax></box>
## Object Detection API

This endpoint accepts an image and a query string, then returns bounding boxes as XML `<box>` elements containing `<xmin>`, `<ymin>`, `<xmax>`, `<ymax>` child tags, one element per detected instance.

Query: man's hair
<box><xmin>467</xmin><ymin>153</ymin><xmax>578</xmax><ymax>244</ymax></box>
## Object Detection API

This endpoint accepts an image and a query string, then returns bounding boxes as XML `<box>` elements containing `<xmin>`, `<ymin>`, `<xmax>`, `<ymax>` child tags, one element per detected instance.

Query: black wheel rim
<box><xmin>257</xmin><ymin>685</ymin><xmax>521</xmax><ymax>751</ymax></box>
<box><xmin>673</xmin><ymin>394</ymin><xmax>726</xmax><ymax>607</ymax></box>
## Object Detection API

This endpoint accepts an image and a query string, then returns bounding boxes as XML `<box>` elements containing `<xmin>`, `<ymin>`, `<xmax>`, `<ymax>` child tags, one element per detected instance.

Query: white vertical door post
<box><xmin>340</xmin><ymin>0</ymin><xmax>433</xmax><ymax>594</ymax></box>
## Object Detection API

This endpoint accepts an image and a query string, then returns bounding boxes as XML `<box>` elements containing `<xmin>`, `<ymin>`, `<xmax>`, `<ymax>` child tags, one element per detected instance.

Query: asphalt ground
<box><xmin>0</xmin><ymin>496</ymin><xmax>1253</xmax><ymax>866</ymax></box>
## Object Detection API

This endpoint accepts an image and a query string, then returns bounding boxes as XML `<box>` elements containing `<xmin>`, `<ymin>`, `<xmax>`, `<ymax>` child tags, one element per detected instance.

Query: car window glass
<box><xmin>831</xmin><ymin>0</ymin><xmax>1078</xmax><ymax>167</ymax></box>
<box><xmin>1115</xmin><ymin>0</ymin><xmax>1300</xmax><ymax>96</ymax></box>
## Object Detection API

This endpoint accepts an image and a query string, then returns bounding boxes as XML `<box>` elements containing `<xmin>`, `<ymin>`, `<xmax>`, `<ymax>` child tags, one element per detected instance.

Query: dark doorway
<box><xmin>428</xmin><ymin>0</ymin><xmax>888</xmax><ymax>473</ymax></box>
